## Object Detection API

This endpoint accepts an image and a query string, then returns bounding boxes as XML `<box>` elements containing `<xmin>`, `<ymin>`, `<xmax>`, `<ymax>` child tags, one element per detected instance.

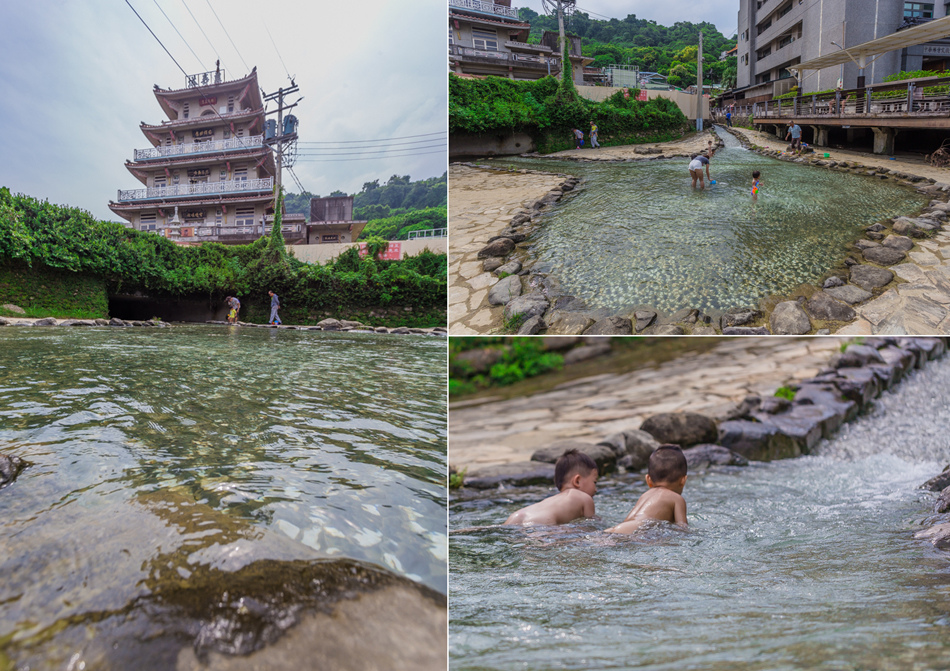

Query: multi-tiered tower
<box><xmin>110</xmin><ymin>65</ymin><xmax>305</xmax><ymax>245</ymax></box>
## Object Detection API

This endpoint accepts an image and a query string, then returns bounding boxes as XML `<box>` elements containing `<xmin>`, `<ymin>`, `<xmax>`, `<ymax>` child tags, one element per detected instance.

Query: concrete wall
<box><xmin>448</xmin><ymin>131</ymin><xmax>535</xmax><ymax>158</ymax></box>
<box><xmin>287</xmin><ymin>238</ymin><xmax>447</xmax><ymax>264</ymax></box>
<box><xmin>576</xmin><ymin>86</ymin><xmax>710</xmax><ymax>120</ymax></box>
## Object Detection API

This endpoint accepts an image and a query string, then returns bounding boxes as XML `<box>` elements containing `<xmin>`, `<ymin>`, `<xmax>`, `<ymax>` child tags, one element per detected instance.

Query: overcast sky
<box><xmin>518</xmin><ymin>0</ymin><xmax>740</xmax><ymax>37</ymax></box>
<box><xmin>0</xmin><ymin>0</ymin><xmax>446</xmax><ymax>221</ymax></box>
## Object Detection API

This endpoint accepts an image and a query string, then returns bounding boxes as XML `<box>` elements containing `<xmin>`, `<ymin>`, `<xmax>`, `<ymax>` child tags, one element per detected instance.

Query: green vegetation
<box><xmin>518</xmin><ymin>10</ymin><xmax>737</xmax><ymax>89</ymax></box>
<box><xmin>0</xmin><ymin>260</ymin><xmax>108</xmax><ymax>319</ymax></box>
<box><xmin>449</xmin><ymin>468</ymin><xmax>466</xmax><ymax>490</ymax></box>
<box><xmin>449</xmin><ymin>338</ymin><xmax>564</xmax><ymax>394</ymax></box>
<box><xmin>774</xmin><ymin>386</ymin><xmax>796</xmax><ymax>402</ymax></box>
<box><xmin>282</xmin><ymin>173</ymin><xmax>447</xmax><ymax>241</ymax></box>
<box><xmin>0</xmin><ymin>187</ymin><xmax>446</xmax><ymax>327</ymax></box>
<box><xmin>450</xmin><ymin>74</ymin><xmax>689</xmax><ymax>153</ymax></box>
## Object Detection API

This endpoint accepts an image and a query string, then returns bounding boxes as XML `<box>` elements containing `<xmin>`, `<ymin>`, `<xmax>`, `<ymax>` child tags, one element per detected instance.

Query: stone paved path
<box><xmin>449</xmin><ymin>337</ymin><xmax>842</xmax><ymax>470</ymax></box>
<box><xmin>448</xmin><ymin>164</ymin><xmax>565</xmax><ymax>335</ymax></box>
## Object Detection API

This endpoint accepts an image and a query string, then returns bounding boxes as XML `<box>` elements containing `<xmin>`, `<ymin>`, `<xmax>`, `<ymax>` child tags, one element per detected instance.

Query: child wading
<box><xmin>504</xmin><ymin>450</ymin><xmax>598</xmax><ymax>526</ymax></box>
<box><xmin>751</xmin><ymin>170</ymin><xmax>761</xmax><ymax>201</ymax></box>
<box><xmin>607</xmin><ymin>445</ymin><xmax>688</xmax><ymax>533</ymax></box>
<box><xmin>572</xmin><ymin>128</ymin><xmax>584</xmax><ymax>149</ymax></box>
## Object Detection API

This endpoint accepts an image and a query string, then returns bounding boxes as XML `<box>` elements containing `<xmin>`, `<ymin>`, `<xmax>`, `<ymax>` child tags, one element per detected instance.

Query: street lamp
<box><xmin>830</xmin><ymin>41</ymin><xmax>845</xmax><ymax>89</ymax></box>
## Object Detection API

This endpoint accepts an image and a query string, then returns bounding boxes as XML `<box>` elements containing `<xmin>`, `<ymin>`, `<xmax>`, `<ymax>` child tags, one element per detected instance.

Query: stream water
<box><xmin>0</xmin><ymin>325</ymin><xmax>446</xmax><ymax>669</ymax></box>
<box><xmin>449</xmin><ymin>356</ymin><xmax>950</xmax><ymax>670</ymax></box>
<box><xmin>486</xmin><ymin>131</ymin><xmax>927</xmax><ymax>315</ymax></box>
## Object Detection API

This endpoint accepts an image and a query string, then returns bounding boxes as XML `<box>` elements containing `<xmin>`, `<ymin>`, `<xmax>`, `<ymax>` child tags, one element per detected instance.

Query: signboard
<box><xmin>199</xmin><ymin>96</ymin><xmax>217</xmax><ymax>106</ymax></box>
<box><xmin>358</xmin><ymin>242</ymin><xmax>401</xmax><ymax>260</ymax></box>
<box><xmin>187</xmin><ymin>168</ymin><xmax>211</xmax><ymax>178</ymax></box>
<box><xmin>637</xmin><ymin>89</ymin><xmax>648</xmax><ymax>101</ymax></box>
<box><xmin>183</xmin><ymin>209</ymin><xmax>206</xmax><ymax>220</ymax></box>
<box><xmin>923</xmin><ymin>45</ymin><xmax>950</xmax><ymax>55</ymax></box>
<box><xmin>192</xmin><ymin>128</ymin><xmax>214</xmax><ymax>139</ymax></box>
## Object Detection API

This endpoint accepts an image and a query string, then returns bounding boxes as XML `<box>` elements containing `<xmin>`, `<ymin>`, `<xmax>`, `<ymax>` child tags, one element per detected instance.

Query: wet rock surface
<box><xmin>463</xmin><ymin>462</ymin><xmax>556</xmax><ymax>489</ymax></box>
<box><xmin>0</xmin><ymin>453</ymin><xmax>25</xmax><ymax>488</ymax></box>
<box><xmin>640</xmin><ymin>412</ymin><xmax>718</xmax><ymax>447</ymax></box>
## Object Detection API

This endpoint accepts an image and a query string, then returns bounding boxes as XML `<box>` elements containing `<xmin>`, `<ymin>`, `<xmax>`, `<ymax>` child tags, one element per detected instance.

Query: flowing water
<box><xmin>487</xmin><ymin>131</ymin><xmax>927</xmax><ymax>315</ymax></box>
<box><xmin>0</xmin><ymin>325</ymin><xmax>446</xmax><ymax>669</ymax></box>
<box><xmin>449</xmin><ymin>356</ymin><xmax>950</xmax><ymax>670</ymax></box>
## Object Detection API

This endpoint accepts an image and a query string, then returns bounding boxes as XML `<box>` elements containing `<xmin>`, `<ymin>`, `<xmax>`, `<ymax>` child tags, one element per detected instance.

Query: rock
<box><xmin>633</xmin><ymin>310</ymin><xmax>657</xmax><ymax>332</ymax></box>
<box><xmin>583</xmin><ymin>316</ymin><xmax>632</xmax><ymax>336</ymax></box>
<box><xmin>495</xmin><ymin>230</ymin><xmax>527</xmax><ymax>243</ymax></box>
<box><xmin>2</xmin><ymin>304</ymin><xmax>25</xmax><ymax>314</ymax></box>
<box><xmin>0</xmin><ymin>317</ymin><xmax>9</xmax><ymax>326</ymax></box>
<box><xmin>33</xmin><ymin>317</ymin><xmax>57</xmax><ymax>326</ymax></box>
<box><xmin>510</xmin><ymin>213</ymin><xmax>531</xmax><ymax>225</ymax></box>
<box><xmin>805</xmin><ymin>291</ymin><xmax>856</xmax><ymax>322</ymax></box>
<box><xmin>692</xmin><ymin>325</ymin><xmax>718</xmax><ymax>335</ymax></box>
<box><xmin>504</xmin><ymin>294</ymin><xmax>549</xmax><ymax>323</ymax></box>
<box><xmin>640</xmin><ymin>412</ymin><xmax>718</xmax><ymax>448</ymax></box>
<box><xmin>0</xmin><ymin>454</ymin><xmax>25</xmax><ymax>488</ymax></box>
<box><xmin>487</xmin><ymin>275</ymin><xmax>522</xmax><ymax>305</ymax></box>
<box><xmin>849</xmin><ymin>265</ymin><xmax>894</xmax><ymax>291</ymax></box>
<box><xmin>463</xmin><ymin>462</ymin><xmax>556</xmax><ymax>489</ymax></box>
<box><xmin>477</xmin><ymin>238</ymin><xmax>515</xmax><ymax>259</ymax></box>
<box><xmin>831</xmin><ymin>344</ymin><xmax>886</xmax><ymax>368</ymax></box>
<box><xmin>854</xmin><ymin>239</ymin><xmax>880</xmax><ymax>250</ymax></box>
<box><xmin>374</xmin><ymin>327</ymin><xmax>389</xmax><ymax>333</ymax></box>
<box><xmin>823</xmin><ymin>276</ymin><xmax>845</xmax><ymax>289</ymax></box>
<box><xmin>935</xmin><ymin>486</ymin><xmax>950</xmax><ymax>514</ymax></box>
<box><xmin>720</xmin><ymin>309</ymin><xmax>760</xmax><ymax>329</ymax></box>
<box><xmin>387</xmin><ymin>327</ymin><xmax>408</xmax><ymax>334</ymax></box>
<box><xmin>892</xmin><ymin>218</ymin><xmax>926</xmax><ymax>238</ymax></box>
<box><xmin>598</xmin><ymin>430</ymin><xmax>660</xmax><ymax>470</ymax></box>
<box><xmin>882</xmin><ymin>234</ymin><xmax>914</xmax><ymax>251</ymax></box>
<box><xmin>59</xmin><ymin>319</ymin><xmax>79</xmax><ymax>327</ymax></box>
<box><xmin>517</xmin><ymin>316</ymin><xmax>544</xmax><ymax>335</ymax></box>
<box><xmin>914</xmin><ymin>522</ymin><xmax>950</xmax><ymax>550</ymax></box>
<box><xmin>921</xmin><ymin>467</ymin><xmax>950</xmax><ymax>492</ymax></box>
<box><xmin>317</xmin><ymin>318</ymin><xmax>343</xmax><ymax>331</ymax></box>
<box><xmin>482</xmin><ymin>258</ymin><xmax>504</xmax><ymax>272</ymax></box>
<box><xmin>749</xmin><ymin>404</ymin><xmax>838</xmax><ymax>454</ymax></box>
<box><xmin>541</xmin><ymin>337</ymin><xmax>581</xmax><ymax>351</ymax></box>
<box><xmin>722</xmin><ymin>326</ymin><xmax>771</xmax><ymax>335</ymax></box>
<box><xmin>723</xmin><ymin>395</ymin><xmax>762</xmax><ymax>421</ymax></box>
<box><xmin>495</xmin><ymin>260</ymin><xmax>522</xmax><ymax>276</ymax></box>
<box><xmin>823</xmin><ymin>285</ymin><xmax>872</xmax><ymax>305</ymax></box>
<box><xmin>670</xmin><ymin>308</ymin><xmax>699</xmax><ymax>324</ymax></box>
<box><xmin>758</xmin><ymin>396</ymin><xmax>791</xmax><ymax>414</ymax></box>
<box><xmin>866</xmin><ymin>231</ymin><xmax>884</xmax><ymax>241</ymax></box>
<box><xmin>770</xmin><ymin>301</ymin><xmax>811</xmax><ymax>335</ymax></box>
<box><xmin>816</xmin><ymin>366</ymin><xmax>881</xmax><ymax>407</ymax></box>
<box><xmin>653</xmin><ymin>324</ymin><xmax>686</xmax><ymax>335</ymax></box>
<box><xmin>109</xmin><ymin>317</ymin><xmax>127</xmax><ymax>326</ymax></box>
<box><xmin>340</xmin><ymin>320</ymin><xmax>366</xmax><ymax>330</ymax></box>
<box><xmin>682</xmin><ymin>444</ymin><xmax>749</xmax><ymax>469</ymax></box>
<box><xmin>862</xmin><ymin>246</ymin><xmax>906</xmax><ymax>266</ymax></box>
<box><xmin>866</xmin><ymin>223</ymin><xmax>886</xmax><ymax>232</ymax></box>
<box><xmin>530</xmin><ymin>440</ymin><xmax>616</xmax><ymax>473</ymax></box>
<box><xmin>562</xmin><ymin>342</ymin><xmax>612</xmax><ymax>365</ymax></box>
<box><xmin>717</xmin><ymin>420</ymin><xmax>800</xmax><ymax>461</ymax></box>
<box><xmin>816</xmin><ymin>329</ymin><xmax>831</xmax><ymax>335</ymax></box>
<box><xmin>544</xmin><ymin>311</ymin><xmax>596</xmax><ymax>336</ymax></box>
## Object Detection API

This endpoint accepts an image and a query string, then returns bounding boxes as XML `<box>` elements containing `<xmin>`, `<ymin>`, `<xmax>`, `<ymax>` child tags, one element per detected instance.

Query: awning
<box><xmin>790</xmin><ymin>15</ymin><xmax>950</xmax><ymax>74</ymax></box>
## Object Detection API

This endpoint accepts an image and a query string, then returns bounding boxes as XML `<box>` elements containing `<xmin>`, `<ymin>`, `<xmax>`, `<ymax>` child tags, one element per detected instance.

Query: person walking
<box><xmin>226</xmin><ymin>295</ymin><xmax>240</xmax><ymax>324</ymax></box>
<box><xmin>268</xmin><ymin>291</ymin><xmax>282</xmax><ymax>325</ymax></box>
<box><xmin>725</xmin><ymin>108</ymin><xmax>732</xmax><ymax>126</ymax></box>
<box><xmin>785</xmin><ymin>121</ymin><xmax>802</xmax><ymax>152</ymax></box>
<box><xmin>589</xmin><ymin>122</ymin><xmax>600</xmax><ymax>148</ymax></box>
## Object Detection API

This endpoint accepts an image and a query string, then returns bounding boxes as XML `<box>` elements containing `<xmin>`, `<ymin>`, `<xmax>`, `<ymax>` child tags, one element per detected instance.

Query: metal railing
<box><xmin>186</xmin><ymin>69</ymin><xmax>226</xmax><ymax>88</ymax></box>
<box><xmin>407</xmin><ymin>228</ymin><xmax>447</xmax><ymax>240</ymax></box>
<box><xmin>133</xmin><ymin>135</ymin><xmax>264</xmax><ymax>161</ymax></box>
<box><xmin>117</xmin><ymin>177</ymin><xmax>274</xmax><ymax>202</ymax></box>
<box><xmin>450</xmin><ymin>44</ymin><xmax>558</xmax><ymax>68</ymax></box>
<box><xmin>449</xmin><ymin>0</ymin><xmax>519</xmax><ymax>19</ymax></box>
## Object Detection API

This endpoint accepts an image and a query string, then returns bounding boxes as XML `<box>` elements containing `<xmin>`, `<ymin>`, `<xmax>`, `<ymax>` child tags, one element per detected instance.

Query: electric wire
<box><xmin>152</xmin><ymin>0</ymin><xmax>206</xmax><ymax>71</ymax></box>
<box><xmin>264</xmin><ymin>20</ymin><xmax>292</xmax><ymax>81</ymax></box>
<box><xmin>298</xmin><ymin>132</ymin><xmax>446</xmax><ymax>144</ymax></box>
<box><xmin>204</xmin><ymin>0</ymin><xmax>250</xmax><ymax>73</ymax></box>
<box><xmin>297</xmin><ymin>138</ymin><xmax>447</xmax><ymax>151</ymax></box>
<box><xmin>295</xmin><ymin>149</ymin><xmax>447</xmax><ymax>163</ymax></box>
<box><xmin>296</xmin><ymin>143</ymin><xmax>446</xmax><ymax>157</ymax></box>
<box><xmin>124</xmin><ymin>0</ymin><xmax>189</xmax><ymax>77</ymax></box>
<box><xmin>178</xmin><ymin>0</ymin><xmax>221</xmax><ymax>64</ymax></box>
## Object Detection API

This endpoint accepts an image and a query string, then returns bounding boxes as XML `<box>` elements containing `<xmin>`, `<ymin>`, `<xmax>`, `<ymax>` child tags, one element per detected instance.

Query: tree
<box><xmin>361</xmin><ymin>179</ymin><xmax>380</xmax><ymax>192</ymax></box>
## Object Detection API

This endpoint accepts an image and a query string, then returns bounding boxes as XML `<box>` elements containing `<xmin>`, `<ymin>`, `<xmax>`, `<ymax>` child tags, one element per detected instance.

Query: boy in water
<box><xmin>607</xmin><ymin>445</ymin><xmax>687</xmax><ymax>534</ymax></box>
<box><xmin>751</xmin><ymin>170</ymin><xmax>761</xmax><ymax>200</ymax></box>
<box><xmin>504</xmin><ymin>449</ymin><xmax>598</xmax><ymax>526</ymax></box>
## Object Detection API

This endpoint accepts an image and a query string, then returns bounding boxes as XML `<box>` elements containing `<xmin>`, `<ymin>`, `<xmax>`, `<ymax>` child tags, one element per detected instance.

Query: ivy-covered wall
<box><xmin>0</xmin><ymin>261</ymin><xmax>109</xmax><ymax>319</ymax></box>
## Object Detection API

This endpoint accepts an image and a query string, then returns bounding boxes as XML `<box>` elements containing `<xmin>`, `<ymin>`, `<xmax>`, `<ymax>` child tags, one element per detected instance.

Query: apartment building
<box><xmin>736</xmin><ymin>0</ymin><xmax>950</xmax><ymax>100</ymax></box>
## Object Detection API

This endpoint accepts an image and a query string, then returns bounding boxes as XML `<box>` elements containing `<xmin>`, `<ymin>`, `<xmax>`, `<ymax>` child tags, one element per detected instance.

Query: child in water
<box><xmin>606</xmin><ymin>445</ymin><xmax>688</xmax><ymax>533</ymax></box>
<box><xmin>504</xmin><ymin>449</ymin><xmax>598</xmax><ymax>526</ymax></box>
<box><xmin>751</xmin><ymin>170</ymin><xmax>761</xmax><ymax>200</ymax></box>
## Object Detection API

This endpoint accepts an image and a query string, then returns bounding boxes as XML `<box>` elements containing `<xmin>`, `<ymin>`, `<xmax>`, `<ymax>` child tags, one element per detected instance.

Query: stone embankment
<box><xmin>452</xmin><ymin>337</ymin><xmax>947</xmax><ymax>488</ymax></box>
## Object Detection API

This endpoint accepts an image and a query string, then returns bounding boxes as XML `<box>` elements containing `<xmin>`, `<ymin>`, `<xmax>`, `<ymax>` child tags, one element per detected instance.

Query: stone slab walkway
<box><xmin>449</xmin><ymin>337</ymin><xmax>842</xmax><ymax>471</ymax></box>
<box><xmin>449</xmin><ymin>164</ymin><xmax>566</xmax><ymax>334</ymax></box>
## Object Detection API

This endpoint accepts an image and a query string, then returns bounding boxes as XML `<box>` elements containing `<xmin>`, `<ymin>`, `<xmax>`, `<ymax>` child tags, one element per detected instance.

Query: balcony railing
<box><xmin>450</xmin><ymin>44</ymin><xmax>559</xmax><ymax>69</ymax></box>
<box><xmin>407</xmin><ymin>228</ymin><xmax>447</xmax><ymax>240</ymax></box>
<box><xmin>117</xmin><ymin>177</ymin><xmax>274</xmax><ymax>202</ymax></box>
<box><xmin>449</xmin><ymin>0</ymin><xmax>519</xmax><ymax>19</ymax></box>
<box><xmin>186</xmin><ymin>68</ymin><xmax>226</xmax><ymax>88</ymax></box>
<box><xmin>133</xmin><ymin>135</ymin><xmax>265</xmax><ymax>161</ymax></box>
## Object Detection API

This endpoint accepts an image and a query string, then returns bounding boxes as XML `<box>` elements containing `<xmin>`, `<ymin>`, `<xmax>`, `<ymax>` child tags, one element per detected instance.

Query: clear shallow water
<box><xmin>0</xmin><ymin>325</ymin><xmax>446</xmax><ymax>667</ymax></box>
<box><xmin>488</xmin><ymin>137</ymin><xmax>927</xmax><ymax>314</ymax></box>
<box><xmin>450</xmin><ymin>358</ymin><xmax>950</xmax><ymax>670</ymax></box>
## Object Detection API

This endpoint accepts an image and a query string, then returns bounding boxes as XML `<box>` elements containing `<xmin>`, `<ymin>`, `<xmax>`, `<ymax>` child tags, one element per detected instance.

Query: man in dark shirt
<box><xmin>268</xmin><ymin>291</ymin><xmax>282</xmax><ymax>325</ymax></box>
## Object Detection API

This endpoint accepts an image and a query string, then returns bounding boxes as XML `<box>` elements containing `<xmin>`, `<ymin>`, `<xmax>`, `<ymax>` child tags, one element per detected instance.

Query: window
<box><xmin>224</xmin><ymin>129</ymin><xmax>231</xmax><ymax>139</ymax></box>
<box><xmin>449</xmin><ymin>27</ymin><xmax>454</xmax><ymax>46</ymax></box>
<box><xmin>779</xmin><ymin>34</ymin><xmax>795</xmax><ymax>48</ymax></box>
<box><xmin>905</xmin><ymin>2</ymin><xmax>934</xmax><ymax>18</ymax></box>
<box><xmin>182</xmin><ymin>102</ymin><xmax>189</xmax><ymax>119</ymax></box>
<box><xmin>472</xmin><ymin>28</ymin><xmax>499</xmax><ymax>51</ymax></box>
<box><xmin>778</xmin><ymin>2</ymin><xmax>793</xmax><ymax>19</ymax></box>
<box><xmin>220</xmin><ymin>170</ymin><xmax>227</xmax><ymax>180</ymax></box>
<box><xmin>172</xmin><ymin>171</ymin><xmax>180</xmax><ymax>184</ymax></box>
<box><xmin>234</xmin><ymin>167</ymin><xmax>248</xmax><ymax>182</ymax></box>
<box><xmin>140</xmin><ymin>212</ymin><xmax>156</xmax><ymax>231</ymax></box>
<box><xmin>235</xmin><ymin>206</ymin><xmax>255</xmax><ymax>227</ymax></box>
<box><xmin>227</xmin><ymin>95</ymin><xmax>234</xmax><ymax>113</ymax></box>
<box><xmin>154</xmin><ymin>175</ymin><xmax>166</xmax><ymax>188</ymax></box>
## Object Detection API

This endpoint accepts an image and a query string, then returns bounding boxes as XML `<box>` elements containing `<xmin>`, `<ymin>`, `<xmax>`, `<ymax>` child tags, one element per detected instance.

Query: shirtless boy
<box><xmin>504</xmin><ymin>449</ymin><xmax>598</xmax><ymax>526</ymax></box>
<box><xmin>607</xmin><ymin>444</ymin><xmax>687</xmax><ymax>534</ymax></box>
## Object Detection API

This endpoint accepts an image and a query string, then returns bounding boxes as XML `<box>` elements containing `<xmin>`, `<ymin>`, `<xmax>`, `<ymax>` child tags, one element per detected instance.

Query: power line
<box><xmin>298</xmin><ymin>132</ymin><xmax>445</xmax><ymax>145</ymax></box>
<box><xmin>178</xmin><ymin>0</ymin><xmax>221</xmax><ymax>64</ymax></box>
<box><xmin>295</xmin><ymin>149</ymin><xmax>447</xmax><ymax>163</ymax></box>
<box><xmin>297</xmin><ymin>138</ymin><xmax>448</xmax><ymax>151</ymax></box>
<box><xmin>152</xmin><ymin>0</ymin><xmax>206</xmax><ymax>71</ymax></box>
<box><xmin>125</xmin><ymin>0</ymin><xmax>188</xmax><ymax>76</ymax></box>
<box><xmin>263</xmin><ymin>20</ymin><xmax>291</xmax><ymax>81</ymax></box>
<box><xmin>204</xmin><ymin>0</ymin><xmax>250</xmax><ymax>73</ymax></box>
<box><xmin>297</xmin><ymin>143</ymin><xmax>446</xmax><ymax>157</ymax></box>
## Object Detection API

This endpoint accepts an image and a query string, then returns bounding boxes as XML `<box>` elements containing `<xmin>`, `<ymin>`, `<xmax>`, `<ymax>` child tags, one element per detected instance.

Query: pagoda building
<box><xmin>109</xmin><ymin>64</ymin><xmax>305</xmax><ymax>245</ymax></box>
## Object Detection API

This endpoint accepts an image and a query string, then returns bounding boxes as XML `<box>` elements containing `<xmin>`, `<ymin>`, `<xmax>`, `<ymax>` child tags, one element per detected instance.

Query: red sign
<box><xmin>199</xmin><ymin>96</ymin><xmax>217</xmax><ymax>106</ymax></box>
<box><xmin>358</xmin><ymin>242</ymin><xmax>401</xmax><ymax>261</ymax></box>
<box><xmin>637</xmin><ymin>89</ymin><xmax>648</xmax><ymax>101</ymax></box>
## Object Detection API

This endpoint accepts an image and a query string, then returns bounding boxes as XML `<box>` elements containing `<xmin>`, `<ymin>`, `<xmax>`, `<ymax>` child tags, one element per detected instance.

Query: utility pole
<box><xmin>263</xmin><ymin>81</ymin><xmax>301</xmax><ymax>197</ymax></box>
<box><xmin>697</xmin><ymin>31</ymin><xmax>704</xmax><ymax>131</ymax></box>
<box><xmin>557</xmin><ymin>0</ymin><xmax>566</xmax><ymax>80</ymax></box>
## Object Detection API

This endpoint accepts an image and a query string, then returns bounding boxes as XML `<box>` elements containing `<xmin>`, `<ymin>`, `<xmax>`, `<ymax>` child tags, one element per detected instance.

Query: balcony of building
<box><xmin>448</xmin><ymin>0</ymin><xmax>519</xmax><ymax>20</ymax></box>
<box><xmin>132</xmin><ymin>135</ymin><xmax>266</xmax><ymax>161</ymax></box>
<box><xmin>117</xmin><ymin>177</ymin><xmax>274</xmax><ymax>202</ymax></box>
<box><xmin>756</xmin><ymin>5</ymin><xmax>803</xmax><ymax>49</ymax></box>
<box><xmin>504</xmin><ymin>41</ymin><xmax>553</xmax><ymax>54</ymax></box>
<box><xmin>757</xmin><ymin>38</ymin><xmax>802</xmax><ymax>76</ymax></box>
<box><xmin>450</xmin><ymin>44</ymin><xmax>559</xmax><ymax>72</ymax></box>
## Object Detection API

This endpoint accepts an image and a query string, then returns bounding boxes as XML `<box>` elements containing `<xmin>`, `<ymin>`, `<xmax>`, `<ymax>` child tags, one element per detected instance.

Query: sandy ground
<box><xmin>547</xmin><ymin>130</ymin><xmax>718</xmax><ymax>161</ymax></box>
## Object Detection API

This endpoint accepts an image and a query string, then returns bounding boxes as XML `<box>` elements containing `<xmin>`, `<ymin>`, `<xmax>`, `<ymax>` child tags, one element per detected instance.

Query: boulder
<box><xmin>504</xmin><ymin>294</ymin><xmax>549</xmax><ymax>322</ymax></box>
<box><xmin>758</xmin><ymin>396</ymin><xmax>791</xmax><ymax>414</ymax></box>
<box><xmin>770</xmin><ymin>301</ymin><xmax>811</xmax><ymax>335</ymax></box>
<box><xmin>921</xmin><ymin>467</ymin><xmax>950</xmax><ymax>492</ymax></box>
<box><xmin>0</xmin><ymin>454</ymin><xmax>25</xmax><ymax>488</ymax></box>
<box><xmin>914</xmin><ymin>522</ymin><xmax>950</xmax><ymax>550</ymax></box>
<box><xmin>597</xmin><ymin>430</ymin><xmax>660</xmax><ymax>471</ymax></box>
<box><xmin>722</xmin><ymin>395</ymin><xmax>762</xmax><ymax>421</ymax></box>
<box><xmin>717</xmin><ymin>420</ymin><xmax>801</xmax><ymax>462</ymax></box>
<box><xmin>881</xmin><ymin>234</ymin><xmax>914</xmax><ymax>252</ymax></box>
<box><xmin>463</xmin><ymin>462</ymin><xmax>556</xmax><ymax>489</ymax></box>
<box><xmin>823</xmin><ymin>285</ymin><xmax>872</xmax><ymax>305</ymax></box>
<box><xmin>374</xmin><ymin>327</ymin><xmax>389</xmax><ymax>333</ymax></box>
<box><xmin>849</xmin><ymin>265</ymin><xmax>894</xmax><ymax>291</ymax></box>
<box><xmin>832</xmin><ymin>343</ymin><xmax>886</xmax><ymax>368</ymax></box>
<box><xmin>878</xmin><ymin>345</ymin><xmax>917</xmax><ymax>375</ymax></box>
<box><xmin>692</xmin><ymin>325</ymin><xmax>718</xmax><ymax>335</ymax></box>
<box><xmin>451</xmin><ymin>348</ymin><xmax>505</xmax><ymax>375</ymax></box>
<box><xmin>640</xmin><ymin>412</ymin><xmax>718</xmax><ymax>447</ymax></box>
<box><xmin>854</xmin><ymin>239</ymin><xmax>880</xmax><ymax>250</ymax></box>
<box><xmin>935</xmin><ymin>486</ymin><xmax>950</xmax><ymax>514</ymax></box>
<box><xmin>720</xmin><ymin>309</ymin><xmax>760</xmax><ymax>329</ymax></box>
<box><xmin>495</xmin><ymin>260</ymin><xmax>522</xmax><ymax>276</ymax></box>
<box><xmin>517</xmin><ymin>316</ymin><xmax>544</xmax><ymax>335</ymax></box>
<box><xmin>653</xmin><ymin>324</ymin><xmax>686</xmax><ymax>335</ymax></box>
<box><xmin>482</xmin><ymin>258</ymin><xmax>504</xmax><ymax>272</ymax></box>
<box><xmin>109</xmin><ymin>317</ymin><xmax>127</xmax><ymax>327</ymax></box>
<box><xmin>804</xmin><ymin>291</ymin><xmax>856</xmax><ymax>322</ymax></box>
<box><xmin>389</xmin><ymin>326</ymin><xmax>411</xmax><ymax>335</ymax></box>
<box><xmin>749</xmin><ymin>404</ymin><xmax>837</xmax><ymax>454</ymax></box>
<box><xmin>682</xmin><ymin>444</ymin><xmax>749</xmax><ymax>469</ymax></box>
<box><xmin>633</xmin><ymin>310</ymin><xmax>657</xmax><ymax>332</ymax></box>
<box><xmin>2</xmin><ymin>304</ymin><xmax>25</xmax><ymax>314</ymax></box>
<box><xmin>891</xmin><ymin>218</ymin><xmax>926</xmax><ymax>238</ymax></box>
<box><xmin>33</xmin><ymin>318</ymin><xmax>57</xmax><ymax>326</ymax></box>
<box><xmin>862</xmin><ymin>246</ymin><xmax>906</xmax><ymax>266</ymax></box>
<box><xmin>317</xmin><ymin>318</ymin><xmax>343</xmax><ymax>331</ymax></box>
<box><xmin>794</xmin><ymin>381</ymin><xmax>858</xmax><ymax>429</ymax></box>
<box><xmin>487</xmin><ymin>275</ymin><xmax>522</xmax><ymax>305</ymax></box>
<box><xmin>545</xmin><ymin>311</ymin><xmax>596</xmax><ymax>336</ymax></box>
<box><xmin>722</xmin><ymin>326</ymin><xmax>771</xmax><ymax>335</ymax></box>
<box><xmin>584</xmin><ymin>316</ymin><xmax>633</xmax><ymax>336</ymax></box>
<box><xmin>477</xmin><ymin>238</ymin><xmax>515</xmax><ymax>259</ymax></box>
<box><xmin>562</xmin><ymin>342</ymin><xmax>612</xmax><ymax>365</ymax></box>
<box><xmin>823</xmin><ymin>276</ymin><xmax>845</xmax><ymax>289</ymax></box>
<box><xmin>530</xmin><ymin>440</ymin><xmax>616</xmax><ymax>473</ymax></box>
<box><xmin>815</xmin><ymin>367</ymin><xmax>881</xmax><ymax>407</ymax></box>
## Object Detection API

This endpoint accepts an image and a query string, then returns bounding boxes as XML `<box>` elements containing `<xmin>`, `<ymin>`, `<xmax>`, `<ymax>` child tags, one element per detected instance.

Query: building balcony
<box><xmin>117</xmin><ymin>177</ymin><xmax>274</xmax><ymax>202</ymax></box>
<box><xmin>448</xmin><ymin>0</ymin><xmax>519</xmax><ymax>20</ymax></box>
<box><xmin>132</xmin><ymin>135</ymin><xmax>265</xmax><ymax>161</ymax></box>
<box><xmin>757</xmin><ymin>39</ymin><xmax>802</xmax><ymax>75</ymax></box>
<box><xmin>505</xmin><ymin>41</ymin><xmax>552</xmax><ymax>54</ymax></box>
<box><xmin>450</xmin><ymin>44</ymin><xmax>559</xmax><ymax>70</ymax></box>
